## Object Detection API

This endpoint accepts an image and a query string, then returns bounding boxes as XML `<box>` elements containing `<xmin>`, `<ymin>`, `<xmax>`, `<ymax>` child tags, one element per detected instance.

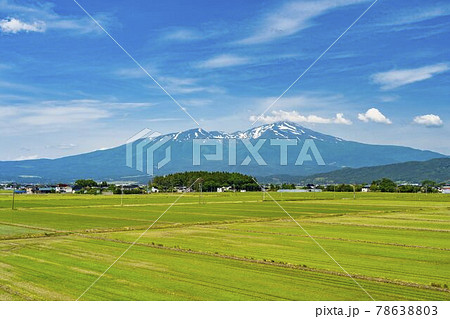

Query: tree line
<box><xmin>321</xmin><ymin>178</ymin><xmax>443</xmax><ymax>193</ymax></box>
<box><xmin>150</xmin><ymin>171</ymin><xmax>260</xmax><ymax>192</ymax></box>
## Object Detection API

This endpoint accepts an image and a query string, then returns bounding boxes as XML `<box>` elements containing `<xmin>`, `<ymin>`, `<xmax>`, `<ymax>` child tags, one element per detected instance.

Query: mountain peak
<box><xmin>235</xmin><ymin>121</ymin><xmax>313</xmax><ymax>139</ymax></box>
<box><xmin>1</xmin><ymin>121</ymin><xmax>445</xmax><ymax>183</ymax></box>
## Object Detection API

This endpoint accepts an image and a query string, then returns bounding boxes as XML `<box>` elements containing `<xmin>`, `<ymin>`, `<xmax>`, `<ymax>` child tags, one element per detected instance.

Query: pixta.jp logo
<box><xmin>125</xmin><ymin>128</ymin><xmax>171</xmax><ymax>175</ymax></box>
<box><xmin>192</xmin><ymin>138</ymin><xmax>324</xmax><ymax>166</ymax></box>
<box><xmin>125</xmin><ymin>128</ymin><xmax>325</xmax><ymax>176</ymax></box>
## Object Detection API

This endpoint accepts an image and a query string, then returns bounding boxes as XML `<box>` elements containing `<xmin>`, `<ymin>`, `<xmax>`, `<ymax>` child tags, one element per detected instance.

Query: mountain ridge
<box><xmin>265</xmin><ymin>157</ymin><xmax>450</xmax><ymax>184</ymax></box>
<box><xmin>0</xmin><ymin>121</ymin><xmax>445</xmax><ymax>183</ymax></box>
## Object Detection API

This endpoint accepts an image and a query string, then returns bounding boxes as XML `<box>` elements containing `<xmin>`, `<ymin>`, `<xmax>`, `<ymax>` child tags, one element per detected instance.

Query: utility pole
<box><xmin>11</xmin><ymin>186</ymin><xmax>16</xmax><ymax>210</ymax></box>
<box><xmin>352</xmin><ymin>184</ymin><xmax>356</xmax><ymax>200</ymax></box>
<box><xmin>198</xmin><ymin>178</ymin><xmax>204</xmax><ymax>205</ymax></box>
<box><xmin>121</xmin><ymin>184</ymin><xmax>124</xmax><ymax>206</ymax></box>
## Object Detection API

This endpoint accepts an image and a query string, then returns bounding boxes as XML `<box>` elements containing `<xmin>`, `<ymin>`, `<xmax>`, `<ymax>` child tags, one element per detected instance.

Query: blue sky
<box><xmin>0</xmin><ymin>0</ymin><xmax>449</xmax><ymax>160</ymax></box>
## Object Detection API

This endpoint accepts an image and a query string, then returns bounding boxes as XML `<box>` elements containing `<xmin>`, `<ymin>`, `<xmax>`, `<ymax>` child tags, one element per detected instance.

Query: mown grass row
<box><xmin>1</xmin><ymin>236</ymin><xmax>448</xmax><ymax>301</ymax></box>
<box><xmin>0</xmin><ymin>192</ymin><xmax>448</xmax><ymax>300</ymax></box>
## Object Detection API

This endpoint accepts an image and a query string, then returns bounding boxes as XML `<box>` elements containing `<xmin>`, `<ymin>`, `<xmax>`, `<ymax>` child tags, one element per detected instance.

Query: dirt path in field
<box><xmin>0</xmin><ymin>217</ymin><xmax>288</xmax><ymax>241</ymax></box>
<box><xmin>76</xmin><ymin>233</ymin><xmax>450</xmax><ymax>294</ymax></box>
<box><xmin>304</xmin><ymin>220</ymin><xmax>450</xmax><ymax>233</ymax></box>
<box><xmin>0</xmin><ymin>199</ymin><xmax>262</xmax><ymax>212</ymax></box>
<box><xmin>1</xmin><ymin>215</ymin><xmax>449</xmax><ymax>252</ymax></box>
<box><xmin>204</xmin><ymin>225</ymin><xmax>450</xmax><ymax>251</ymax></box>
<box><xmin>0</xmin><ymin>284</ymin><xmax>34</xmax><ymax>301</ymax></box>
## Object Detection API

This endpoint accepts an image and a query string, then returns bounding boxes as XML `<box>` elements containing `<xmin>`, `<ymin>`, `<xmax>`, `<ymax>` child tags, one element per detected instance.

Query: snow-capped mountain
<box><xmin>0</xmin><ymin>121</ymin><xmax>445</xmax><ymax>183</ymax></box>
<box><xmin>233</xmin><ymin>121</ymin><xmax>343</xmax><ymax>142</ymax></box>
<box><xmin>167</xmin><ymin>122</ymin><xmax>342</xmax><ymax>141</ymax></box>
<box><xmin>170</xmin><ymin>128</ymin><xmax>233</xmax><ymax>141</ymax></box>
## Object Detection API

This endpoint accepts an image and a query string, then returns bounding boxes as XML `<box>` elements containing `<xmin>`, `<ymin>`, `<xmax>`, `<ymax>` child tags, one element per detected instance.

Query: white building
<box><xmin>25</xmin><ymin>186</ymin><xmax>36</xmax><ymax>194</ymax></box>
<box><xmin>441</xmin><ymin>186</ymin><xmax>450</xmax><ymax>194</ymax></box>
<box><xmin>151</xmin><ymin>187</ymin><xmax>159</xmax><ymax>193</ymax></box>
<box><xmin>55</xmin><ymin>185</ymin><xmax>73</xmax><ymax>193</ymax></box>
<box><xmin>278</xmin><ymin>189</ymin><xmax>322</xmax><ymax>193</ymax></box>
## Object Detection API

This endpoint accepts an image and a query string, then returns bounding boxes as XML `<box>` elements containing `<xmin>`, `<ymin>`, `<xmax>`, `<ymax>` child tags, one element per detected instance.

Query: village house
<box><xmin>151</xmin><ymin>187</ymin><xmax>159</xmax><ymax>193</ymax></box>
<box><xmin>441</xmin><ymin>186</ymin><xmax>450</xmax><ymax>194</ymax></box>
<box><xmin>217</xmin><ymin>186</ymin><xmax>232</xmax><ymax>192</ymax></box>
<box><xmin>55</xmin><ymin>184</ymin><xmax>73</xmax><ymax>193</ymax></box>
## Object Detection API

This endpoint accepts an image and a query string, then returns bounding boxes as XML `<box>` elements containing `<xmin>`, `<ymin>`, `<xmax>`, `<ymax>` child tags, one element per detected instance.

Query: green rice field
<box><xmin>0</xmin><ymin>192</ymin><xmax>449</xmax><ymax>300</ymax></box>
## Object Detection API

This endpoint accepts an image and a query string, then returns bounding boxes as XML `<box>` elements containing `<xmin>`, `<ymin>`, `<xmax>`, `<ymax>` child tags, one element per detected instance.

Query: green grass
<box><xmin>0</xmin><ymin>192</ymin><xmax>449</xmax><ymax>300</ymax></box>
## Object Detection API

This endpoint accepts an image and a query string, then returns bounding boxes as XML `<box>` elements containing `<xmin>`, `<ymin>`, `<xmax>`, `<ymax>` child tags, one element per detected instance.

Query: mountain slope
<box><xmin>0</xmin><ymin>121</ymin><xmax>445</xmax><ymax>183</ymax></box>
<box><xmin>298</xmin><ymin>158</ymin><xmax>450</xmax><ymax>184</ymax></box>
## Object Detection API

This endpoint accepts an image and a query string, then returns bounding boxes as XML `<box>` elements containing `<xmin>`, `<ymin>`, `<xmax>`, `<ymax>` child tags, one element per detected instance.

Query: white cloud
<box><xmin>45</xmin><ymin>143</ymin><xmax>78</xmax><ymax>150</ymax></box>
<box><xmin>40</xmin><ymin>99</ymin><xmax>153</xmax><ymax>109</ymax></box>
<box><xmin>238</xmin><ymin>0</ymin><xmax>368</xmax><ymax>44</ymax></box>
<box><xmin>17</xmin><ymin>107</ymin><xmax>110</xmax><ymax>126</ymax></box>
<box><xmin>379</xmin><ymin>95</ymin><xmax>399</xmax><ymax>102</ymax></box>
<box><xmin>196</xmin><ymin>54</ymin><xmax>251</xmax><ymax>69</ymax></box>
<box><xmin>0</xmin><ymin>1</ymin><xmax>114</xmax><ymax>35</ymax></box>
<box><xmin>384</xmin><ymin>6</ymin><xmax>450</xmax><ymax>26</ymax></box>
<box><xmin>413</xmin><ymin>114</ymin><xmax>443</xmax><ymax>127</ymax></box>
<box><xmin>255</xmin><ymin>94</ymin><xmax>346</xmax><ymax>111</ymax></box>
<box><xmin>249</xmin><ymin>110</ymin><xmax>352</xmax><ymax>125</ymax></box>
<box><xmin>372</xmin><ymin>63</ymin><xmax>449</xmax><ymax>90</ymax></box>
<box><xmin>14</xmin><ymin>154</ymin><xmax>39</xmax><ymax>161</ymax></box>
<box><xmin>158</xmin><ymin>76</ymin><xmax>225</xmax><ymax>94</ymax></box>
<box><xmin>0</xmin><ymin>17</ymin><xmax>45</xmax><ymax>33</ymax></box>
<box><xmin>334</xmin><ymin>113</ymin><xmax>353</xmax><ymax>125</ymax></box>
<box><xmin>0</xmin><ymin>100</ymin><xmax>125</xmax><ymax>134</ymax></box>
<box><xmin>358</xmin><ymin>108</ymin><xmax>392</xmax><ymax>124</ymax></box>
<box><xmin>180</xmin><ymin>98</ymin><xmax>212</xmax><ymax>107</ymax></box>
<box><xmin>164</xmin><ymin>28</ymin><xmax>202</xmax><ymax>41</ymax></box>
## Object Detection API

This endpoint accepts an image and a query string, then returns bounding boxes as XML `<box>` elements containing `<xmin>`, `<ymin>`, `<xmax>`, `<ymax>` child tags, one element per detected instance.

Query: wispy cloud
<box><xmin>253</xmin><ymin>94</ymin><xmax>351</xmax><ymax>113</ymax></box>
<box><xmin>164</xmin><ymin>28</ymin><xmax>203</xmax><ymax>41</ymax></box>
<box><xmin>158</xmin><ymin>77</ymin><xmax>225</xmax><ymax>95</ymax></box>
<box><xmin>0</xmin><ymin>0</ymin><xmax>114</xmax><ymax>35</ymax></box>
<box><xmin>14</xmin><ymin>154</ymin><xmax>39</xmax><ymax>161</ymax></box>
<box><xmin>39</xmin><ymin>99</ymin><xmax>154</xmax><ymax>110</ymax></box>
<box><xmin>237</xmin><ymin>0</ymin><xmax>369</xmax><ymax>44</ymax></box>
<box><xmin>358</xmin><ymin>108</ymin><xmax>392</xmax><ymax>124</ymax></box>
<box><xmin>16</xmin><ymin>107</ymin><xmax>109</xmax><ymax>126</ymax></box>
<box><xmin>249</xmin><ymin>110</ymin><xmax>352</xmax><ymax>125</ymax></box>
<box><xmin>372</xmin><ymin>63</ymin><xmax>449</xmax><ymax>90</ymax></box>
<box><xmin>180</xmin><ymin>98</ymin><xmax>213</xmax><ymax>107</ymax></box>
<box><xmin>45</xmin><ymin>143</ymin><xmax>78</xmax><ymax>150</ymax></box>
<box><xmin>413</xmin><ymin>114</ymin><xmax>443</xmax><ymax>127</ymax></box>
<box><xmin>0</xmin><ymin>99</ymin><xmax>156</xmax><ymax>133</ymax></box>
<box><xmin>383</xmin><ymin>6</ymin><xmax>450</xmax><ymax>26</ymax></box>
<box><xmin>378</xmin><ymin>95</ymin><xmax>399</xmax><ymax>102</ymax></box>
<box><xmin>196</xmin><ymin>54</ymin><xmax>251</xmax><ymax>69</ymax></box>
<box><xmin>114</xmin><ymin>66</ymin><xmax>157</xmax><ymax>79</ymax></box>
<box><xmin>0</xmin><ymin>17</ymin><xmax>45</xmax><ymax>33</ymax></box>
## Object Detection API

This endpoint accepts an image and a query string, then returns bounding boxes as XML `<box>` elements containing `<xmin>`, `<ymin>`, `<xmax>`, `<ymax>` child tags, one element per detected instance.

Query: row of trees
<box><xmin>150</xmin><ymin>171</ymin><xmax>259</xmax><ymax>192</ymax></box>
<box><xmin>322</xmin><ymin>184</ymin><xmax>362</xmax><ymax>192</ymax></box>
<box><xmin>63</xmin><ymin>177</ymin><xmax>447</xmax><ymax>194</ymax></box>
<box><xmin>267</xmin><ymin>183</ymin><xmax>296</xmax><ymax>191</ymax></box>
<box><xmin>320</xmin><ymin>178</ymin><xmax>443</xmax><ymax>193</ymax></box>
<box><xmin>74</xmin><ymin>180</ymin><xmax>147</xmax><ymax>194</ymax></box>
<box><xmin>370</xmin><ymin>178</ymin><xmax>442</xmax><ymax>193</ymax></box>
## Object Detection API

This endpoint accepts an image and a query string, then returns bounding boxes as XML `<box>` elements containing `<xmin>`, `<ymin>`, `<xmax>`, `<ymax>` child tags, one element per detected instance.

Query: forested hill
<box><xmin>299</xmin><ymin>158</ymin><xmax>450</xmax><ymax>184</ymax></box>
<box><xmin>150</xmin><ymin>171</ymin><xmax>259</xmax><ymax>191</ymax></box>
